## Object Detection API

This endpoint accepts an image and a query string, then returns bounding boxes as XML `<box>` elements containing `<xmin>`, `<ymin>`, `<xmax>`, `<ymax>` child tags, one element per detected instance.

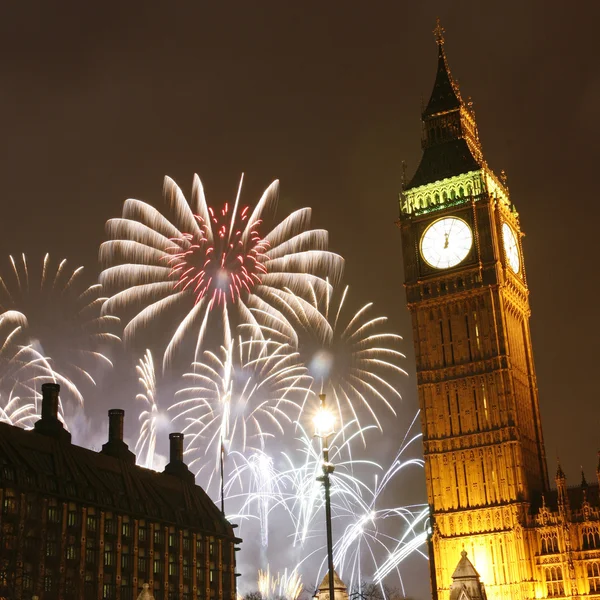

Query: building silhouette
<box><xmin>398</xmin><ymin>22</ymin><xmax>600</xmax><ymax>600</ymax></box>
<box><xmin>0</xmin><ymin>383</ymin><xmax>240</xmax><ymax>600</ymax></box>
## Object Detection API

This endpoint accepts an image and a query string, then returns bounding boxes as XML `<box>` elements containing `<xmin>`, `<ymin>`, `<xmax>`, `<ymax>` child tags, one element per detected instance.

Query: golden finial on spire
<box><xmin>434</xmin><ymin>18</ymin><xmax>445</xmax><ymax>45</ymax></box>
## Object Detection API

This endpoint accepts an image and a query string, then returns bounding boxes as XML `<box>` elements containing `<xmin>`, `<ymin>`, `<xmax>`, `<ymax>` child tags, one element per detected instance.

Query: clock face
<box><xmin>502</xmin><ymin>223</ymin><xmax>520</xmax><ymax>273</ymax></box>
<box><xmin>420</xmin><ymin>217</ymin><xmax>473</xmax><ymax>269</ymax></box>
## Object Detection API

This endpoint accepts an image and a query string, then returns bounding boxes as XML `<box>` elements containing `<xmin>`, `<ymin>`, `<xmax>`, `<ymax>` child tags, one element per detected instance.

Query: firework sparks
<box><xmin>171</xmin><ymin>334</ymin><xmax>312</xmax><ymax>493</ymax></box>
<box><xmin>289</xmin><ymin>283</ymin><xmax>407</xmax><ymax>437</ymax></box>
<box><xmin>258</xmin><ymin>565</ymin><xmax>303</xmax><ymax>600</ymax></box>
<box><xmin>0</xmin><ymin>254</ymin><xmax>120</xmax><ymax>405</ymax></box>
<box><xmin>100</xmin><ymin>174</ymin><xmax>343</xmax><ymax>367</ymax></box>
<box><xmin>0</xmin><ymin>310</ymin><xmax>67</xmax><ymax>427</ymax></box>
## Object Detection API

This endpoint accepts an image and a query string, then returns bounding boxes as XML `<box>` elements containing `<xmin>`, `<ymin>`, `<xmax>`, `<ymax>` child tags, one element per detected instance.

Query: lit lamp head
<box><xmin>313</xmin><ymin>406</ymin><xmax>335</xmax><ymax>438</ymax></box>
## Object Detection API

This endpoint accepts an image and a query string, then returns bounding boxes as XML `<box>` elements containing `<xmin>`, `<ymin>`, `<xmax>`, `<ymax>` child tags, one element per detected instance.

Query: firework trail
<box><xmin>171</xmin><ymin>334</ymin><xmax>312</xmax><ymax>493</ymax></box>
<box><xmin>0</xmin><ymin>389</ymin><xmax>38</xmax><ymax>427</ymax></box>
<box><xmin>327</xmin><ymin>413</ymin><xmax>429</xmax><ymax>594</ymax></box>
<box><xmin>100</xmin><ymin>174</ymin><xmax>343</xmax><ymax>367</ymax></box>
<box><xmin>224</xmin><ymin>450</ymin><xmax>281</xmax><ymax>548</ymax></box>
<box><xmin>371</xmin><ymin>510</ymin><xmax>430</xmax><ymax>586</ymax></box>
<box><xmin>276</xmin><ymin>419</ymin><xmax>381</xmax><ymax>548</ymax></box>
<box><xmin>0</xmin><ymin>254</ymin><xmax>120</xmax><ymax>405</ymax></box>
<box><xmin>289</xmin><ymin>283</ymin><xmax>407</xmax><ymax>437</ymax></box>
<box><xmin>135</xmin><ymin>349</ymin><xmax>167</xmax><ymax>470</ymax></box>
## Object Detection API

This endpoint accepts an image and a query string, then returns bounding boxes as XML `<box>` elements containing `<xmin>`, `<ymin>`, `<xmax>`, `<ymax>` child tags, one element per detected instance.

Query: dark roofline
<box><xmin>0</xmin><ymin>419</ymin><xmax>240</xmax><ymax>541</ymax></box>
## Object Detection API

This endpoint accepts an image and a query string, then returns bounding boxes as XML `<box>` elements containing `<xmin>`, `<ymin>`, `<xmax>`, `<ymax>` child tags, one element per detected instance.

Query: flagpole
<box><xmin>220</xmin><ymin>437</ymin><xmax>225</xmax><ymax>515</ymax></box>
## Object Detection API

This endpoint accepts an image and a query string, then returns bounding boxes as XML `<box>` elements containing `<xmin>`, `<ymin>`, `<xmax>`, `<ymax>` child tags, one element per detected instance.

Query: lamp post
<box><xmin>314</xmin><ymin>393</ymin><xmax>336</xmax><ymax>600</ymax></box>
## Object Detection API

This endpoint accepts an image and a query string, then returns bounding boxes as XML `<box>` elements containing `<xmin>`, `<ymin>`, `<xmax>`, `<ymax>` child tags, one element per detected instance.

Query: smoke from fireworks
<box><xmin>100</xmin><ymin>175</ymin><xmax>343</xmax><ymax>367</ymax></box>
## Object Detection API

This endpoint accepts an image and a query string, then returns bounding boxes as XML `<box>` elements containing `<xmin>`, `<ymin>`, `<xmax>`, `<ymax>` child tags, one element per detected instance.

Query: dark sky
<box><xmin>1</xmin><ymin>1</ymin><xmax>599</xmax><ymax>598</ymax></box>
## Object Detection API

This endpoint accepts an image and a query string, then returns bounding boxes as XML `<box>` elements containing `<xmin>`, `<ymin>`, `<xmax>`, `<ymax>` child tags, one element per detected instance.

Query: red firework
<box><xmin>166</xmin><ymin>202</ymin><xmax>270</xmax><ymax>306</ymax></box>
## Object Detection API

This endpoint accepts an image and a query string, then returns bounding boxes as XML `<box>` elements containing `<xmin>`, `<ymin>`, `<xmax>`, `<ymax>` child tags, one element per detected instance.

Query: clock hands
<box><xmin>443</xmin><ymin>220</ymin><xmax>456</xmax><ymax>250</ymax></box>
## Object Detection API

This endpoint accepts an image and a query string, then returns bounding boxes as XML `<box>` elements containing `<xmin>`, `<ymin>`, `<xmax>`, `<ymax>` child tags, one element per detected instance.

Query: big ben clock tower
<box><xmin>399</xmin><ymin>23</ymin><xmax>549</xmax><ymax>600</ymax></box>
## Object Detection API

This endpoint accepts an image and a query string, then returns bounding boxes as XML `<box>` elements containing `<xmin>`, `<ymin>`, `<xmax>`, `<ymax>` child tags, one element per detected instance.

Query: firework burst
<box><xmin>289</xmin><ymin>283</ymin><xmax>407</xmax><ymax>437</ymax></box>
<box><xmin>171</xmin><ymin>334</ymin><xmax>312</xmax><ymax>492</ymax></box>
<box><xmin>100</xmin><ymin>174</ymin><xmax>343</xmax><ymax>367</ymax></box>
<box><xmin>0</xmin><ymin>254</ymin><xmax>120</xmax><ymax>405</ymax></box>
<box><xmin>0</xmin><ymin>310</ymin><xmax>67</xmax><ymax>427</ymax></box>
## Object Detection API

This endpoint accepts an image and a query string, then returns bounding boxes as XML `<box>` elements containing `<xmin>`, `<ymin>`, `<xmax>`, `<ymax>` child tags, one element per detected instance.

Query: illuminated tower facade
<box><xmin>398</xmin><ymin>24</ymin><xmax>549</xmax><ymax>600</ymax></box>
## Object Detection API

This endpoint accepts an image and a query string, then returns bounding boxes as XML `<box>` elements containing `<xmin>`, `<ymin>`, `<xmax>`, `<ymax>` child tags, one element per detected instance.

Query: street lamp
<box><xmin>314</xmin><ymin>393</ymin><xmax>336</xmax><ymax>600</ymax></box>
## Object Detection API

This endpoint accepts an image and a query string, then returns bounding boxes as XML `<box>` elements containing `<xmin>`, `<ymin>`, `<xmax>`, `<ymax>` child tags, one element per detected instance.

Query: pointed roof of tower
<box><xmin>404</xmin><ymin>21</ymin><xmax>484</xmax><ymax>191</ymax></box>
<box><xmin>449</xmin><ymin>551</ymin><xmax>488</xmax><ymax>600</ymax></box>
<box><xmin>423</xmin><ymin>20</ymin><xmax>463</xmax><ymax>117</ymax></box>
<box><xmin>556</xmin><ymin>459</ymin><xmax>566</xmax><ymax>480</ymax></box>
<box><xmin>318</xmin><ymin>570</ymin><xmax>347</xmax><ymax>593</ymax></box>
<box><xmin>452</xmin><ymin>550</ymin><xmax>481</xmax><ymax>580</ymax></box>
<box><xmin>317</xmin><ymin>571</ymin><xmax>348</xmax><ymax>600</ymax></box>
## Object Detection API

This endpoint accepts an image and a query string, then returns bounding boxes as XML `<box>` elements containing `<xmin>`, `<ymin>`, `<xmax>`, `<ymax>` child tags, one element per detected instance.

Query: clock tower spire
<box><xmin>398</xmin><ymin>25</ymin><xmax>549</xmax><ymax>600</ymax></box>
<box><xmin>406</xmin><ymin>20</ymin><xmax>484</xmax><ymax>194</ymax></box>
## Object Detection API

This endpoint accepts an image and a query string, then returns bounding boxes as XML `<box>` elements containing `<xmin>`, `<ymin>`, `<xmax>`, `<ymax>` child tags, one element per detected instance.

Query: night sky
<box><xmin>1</xmin><ymin>2</ymin><xmax>599</xmax><ymax>598</ymax></box>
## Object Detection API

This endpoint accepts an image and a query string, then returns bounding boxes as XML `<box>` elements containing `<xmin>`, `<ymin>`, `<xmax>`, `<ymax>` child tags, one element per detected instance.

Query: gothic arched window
<box><xmin>545</xmin><ymin>566</ymin><xmax>564</xmax><ymax>597</ymax></box>
<box><xmin>540</xmin><ymin>532</ymin><xmax>559</xmax><ymax>554</ymax></box>
<box><xmin>583</xmin><ymin>527</ymin><xmax>600</xmax><ymax>550</ymax></box>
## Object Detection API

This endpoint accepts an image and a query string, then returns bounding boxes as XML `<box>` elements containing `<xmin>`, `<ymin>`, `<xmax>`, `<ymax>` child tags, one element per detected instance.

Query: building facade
<box><xmin>398</xmin><ymin>24</ymin><xmax>600</xmax><ymax>600</ymax></box>
<box><xmin>0</xmin><ymin>383</ymin><xmax>241</xmax><ymax>600</ymax></box>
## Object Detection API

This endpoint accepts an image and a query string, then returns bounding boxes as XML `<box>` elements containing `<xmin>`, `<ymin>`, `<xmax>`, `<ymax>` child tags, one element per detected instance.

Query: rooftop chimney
<box><xmin>101</xmin><ymin>409</ymin><xmax>135</xmax><ymax>464</ymax></box>
<box><xmin>108</xmin><ymin>409</ymin><xmax>125</xmax><ymax>442</ymax></box>
<box><xmin>34</xmin><ymin>383</ymin><xmax>71</xmax><ymax>442</ymax></box>
<box><xmin>163</xmin><ymin>432</ymin><xmax>194</xmax><ymax>483</ymax></box>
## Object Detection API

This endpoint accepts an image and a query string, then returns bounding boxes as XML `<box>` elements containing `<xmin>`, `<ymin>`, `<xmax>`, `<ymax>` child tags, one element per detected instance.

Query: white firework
<box><xmin>0</xmin><ymin>310</ymin><xmax>67</xmax><ymax>427</ymax></box>
<box><xmin>0</xmin><ymin>253</ymin><xmax>120</xmax><ymax>405</ymax></box>
<box><xmin>135</xmin><ymin>349</ymin><xmax>170</xmax><ymax>470</ymax></box>
<box><xmin>225</xmin><ymin>450</ymin><xmax>281</xmax><ymax>547</ymax></box>
<box><xmin>171</xmin><ymin>335</ymin><xmax>312</xmax><ymax>493</ymax></box>
<box><xmin>289</xmin><ymin>283</ymin><xmax>407</xmax><ymax>437</ymax></box>
<box><xmin>100</xmin><ymin>174</ymin><xmax>343</xmax><ymax>367</ymax></box>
